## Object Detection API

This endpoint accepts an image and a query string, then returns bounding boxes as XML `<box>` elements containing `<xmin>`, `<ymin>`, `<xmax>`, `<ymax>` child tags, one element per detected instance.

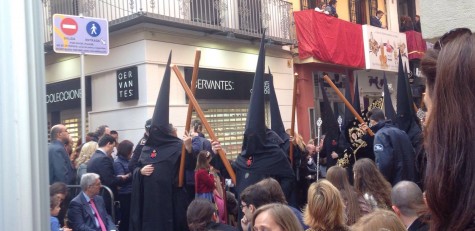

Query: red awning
<box><xmin>405</xmin><ymin>31</ymin><xmax>427</xmax><ymax>60</ymax></box>
<box><xmin>294</xmin><ymin>10</ymin><xmax>365</xmax><ymax>68</ymax></box>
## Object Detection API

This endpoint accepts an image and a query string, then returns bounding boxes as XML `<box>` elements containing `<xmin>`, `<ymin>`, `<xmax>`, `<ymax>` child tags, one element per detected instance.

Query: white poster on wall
<box><xmin>362</xmin><ymin>25</ymin><xmax>409</xmax><ymax>72</ymax></box>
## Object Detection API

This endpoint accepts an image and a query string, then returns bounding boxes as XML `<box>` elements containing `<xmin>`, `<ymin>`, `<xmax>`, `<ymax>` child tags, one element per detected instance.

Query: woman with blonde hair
<box><xmin>351</xmin><ymin>209</ymin><xmax>406</xmax><ymax>231</ymax></box>
<box><xmin>252</xmin><ymin>203</ymin><xmax>302</xmax><ymax>231</ymax></box>
<box><xmin>304</xmin><ymin>180</ymin><xmax>350</xmax><ymax>231</ymax></box>
<box><xmin>75</xmin><ymin>141</ymin><xmax>98</xmax><ymax>183</ymax></box>
<box><xmin>353</xmin><ymin>158</ymin><xmax>392</xmax><ymax>210</ymax></box>
<box><xmin>326</xmin><ymin>166</ymin><xmax>372</xmax><ymax>225</ymax></box>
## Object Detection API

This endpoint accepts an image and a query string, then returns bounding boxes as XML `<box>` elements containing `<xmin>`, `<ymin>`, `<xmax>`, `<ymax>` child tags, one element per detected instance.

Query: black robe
<box><xmin>232</xmin><ymin>138</ymin><xmax>295</xmax><ymax>201</ymax></box>
<box><xmin>129</xmin><ymin>141</ymin><xmax>189</xmax><ymax>231</ymax></box>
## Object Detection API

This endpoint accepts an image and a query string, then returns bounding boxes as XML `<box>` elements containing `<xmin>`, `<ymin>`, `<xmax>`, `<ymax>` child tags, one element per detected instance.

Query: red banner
<box><xmin>405</xmin><ymin>31</ymin><xmax>427</xmax><ymax>60</ymax></box>
<box><xmin>294</xmin><ymin>10</ymin><xmax>365</xmax><ymax>68</ymax></box>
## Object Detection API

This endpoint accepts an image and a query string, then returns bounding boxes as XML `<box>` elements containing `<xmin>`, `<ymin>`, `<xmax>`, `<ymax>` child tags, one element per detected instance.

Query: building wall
<box><xmin>420</xmin><ymin>0</ymin><xmax>475</xmax><ymax>39</ymax></box>
<box><xmin>44</xmin><ymin>25</ymin><xmax>294</xmax><ymax>149</ymax></box>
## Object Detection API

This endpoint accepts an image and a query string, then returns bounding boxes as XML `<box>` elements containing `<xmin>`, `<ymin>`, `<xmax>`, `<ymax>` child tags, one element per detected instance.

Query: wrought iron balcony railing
<box><xmin>42</xmin><ymin>0</ymin><xmax>295</xmax><ymax>47</ymax></box>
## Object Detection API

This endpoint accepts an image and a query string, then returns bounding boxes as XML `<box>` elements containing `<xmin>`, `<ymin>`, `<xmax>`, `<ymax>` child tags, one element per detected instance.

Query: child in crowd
<box><xmin>50</xmin><ymin>196</ymin><xmax>71</xmax><ymax>231</ymax></box>
<box><xmin>195</xmin><ymin>151</ymin><xmax>216</xmax><ymax>201</ymax></box>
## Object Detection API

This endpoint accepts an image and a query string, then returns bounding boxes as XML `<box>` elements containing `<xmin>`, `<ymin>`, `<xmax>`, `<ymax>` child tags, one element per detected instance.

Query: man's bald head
<box><xmin>391</xmin><ymin>181</ymin><xmax>424</xmax><ymax>217</ymax></box>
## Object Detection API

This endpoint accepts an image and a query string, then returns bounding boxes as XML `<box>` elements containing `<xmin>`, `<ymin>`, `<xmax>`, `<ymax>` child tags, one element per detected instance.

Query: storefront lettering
<box><xmin>46</xmin><ymin>89</ymin><xmax>82</xmax><ymax>103</ymax></box>
<box><xmin>196</xmin><ymin>79</ymin><xmax>234</xmax><ymax>91</ymax></box>
<box><xmin>116</xmin><ymin>66</ymin><xmax>139</xmax><ymax>102</ymax></box>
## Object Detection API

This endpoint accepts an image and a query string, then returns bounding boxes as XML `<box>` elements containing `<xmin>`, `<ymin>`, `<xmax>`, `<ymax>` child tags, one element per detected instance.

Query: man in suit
<box><xmin>87</xmin><ymin>134</ymin><xmax>129</xmax><ymax>214</ymax></box>
<box><xmin>49</xmin><ymin>124</ymin><xmax>76</xmax><ymax>185</ymax></box>
<box><xmin>370</xmin><ymin>10</ymin><xmax>386</xmax><ymax>28</ymax></box>
<box><xmin>68</xmin><ymin>173</ymin><xmax>116</xmax><ymax>231</ymax></box>
<box><xmin>391</xmin><ymin>181</ymin><xmax>429</xmax><ymax>231</ymax></box>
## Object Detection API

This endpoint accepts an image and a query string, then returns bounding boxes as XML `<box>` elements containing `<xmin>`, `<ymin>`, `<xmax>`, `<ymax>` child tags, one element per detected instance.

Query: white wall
<box><xmin>45</xmin><ymin>27</ymin><xmax>294</xmax><ymax>145</ymax></box>
<box><xmin>420</xmin><ymin>0</ymin><xmax>475</xmax><ymax>39</ymax></box>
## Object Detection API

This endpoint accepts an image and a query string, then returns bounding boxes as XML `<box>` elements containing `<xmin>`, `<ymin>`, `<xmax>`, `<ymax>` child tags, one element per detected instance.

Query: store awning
<box><xmin>294</xmin><ymin>10</ymin><xmax>365</xmax><ymax>69</ymax></box>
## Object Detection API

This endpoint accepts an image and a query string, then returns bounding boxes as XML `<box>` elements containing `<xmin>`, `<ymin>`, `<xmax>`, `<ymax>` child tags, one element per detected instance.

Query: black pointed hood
<box><xmin>353</xmin><ymin>75</ymin><xmax>362</xmax><ymax>116</ymax></box>
<box><xmin>146</xmin><ymin>51</ymin><xmax>181</xmax><ymax>146</ymax></box>
<box><xmin>343</xmin><ymin>77</ymin><xmax>354</xmax><ymax>128</ymax></box>
<box><xmin>320</xmin><ymin>82</ymin><xmax>340</xmax><ymax>139</ymax></box>
<box><xmin>269</xmin><ymin>67</ymin><xmax>289</xmax><ymax>142</ymax></box>
<box><xmin>241</xmin><ymin>32</ymin><xmax>269</xmax><ymax>158</ymax></box>
<box><xmin>396</xmin><ymin>53</ymin><xmax>416</xmax><ymax>133</ymax></box>
<box><xmin>383</xmin><ymin>73</ymin><xmax>396</xmax><ymax>121</ymax></box>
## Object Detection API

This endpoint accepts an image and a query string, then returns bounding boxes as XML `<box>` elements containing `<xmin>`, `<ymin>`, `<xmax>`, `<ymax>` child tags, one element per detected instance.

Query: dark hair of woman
<box><xmin>49</xmin><ymin>182</ymin><xmax>67</xmax><ymax>197</ymax></box>
<box><xmin>420</xmin><ymin>48</ymin><xmax>439</xmax><ymax>96</ymax></box>
<box><xmin>195</xmin><ymin>150</ymin><xmax>211</xmax><ymax>170</ymax></box>
<box><xmin>117</xmin><ymin>140</ymin><xmax>134</xmax><ymax>159</ymax></box>
<box><xmin>327</xmin><ymin>166</ymin><xmax>363</xmax><ymax>225</ymax></box>
<box><xmin>187</xmin><ymin>198</ymin><xmax>215</xmax><ymax>231</ymax></box>
<box><xmin>353</xmin><ymin>158</ymin><xmax>392</xmax><ymax>209</ymax></box>
<box><xmin>424</xmin><ymin>33</ymin><xmax>475</xmax><ymax>231</ymax></box>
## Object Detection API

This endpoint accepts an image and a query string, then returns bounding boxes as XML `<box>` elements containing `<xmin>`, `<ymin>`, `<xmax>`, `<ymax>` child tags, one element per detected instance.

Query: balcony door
<box><xmin>190</xmin><ymin>0</ymin><xmax>219</xmax><ymax>25</ymax></box>
<box><xmin>238</xmin><ymin>0</ymin><xmax>263</xmax><ymax>33</ymax></box>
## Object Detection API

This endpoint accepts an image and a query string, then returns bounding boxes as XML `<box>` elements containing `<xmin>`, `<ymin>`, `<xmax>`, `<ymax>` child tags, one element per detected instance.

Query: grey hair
<box><xmin>80</xmin><ymin>173</ymin><xmax>100</xmax><ymax>191</ymax></box>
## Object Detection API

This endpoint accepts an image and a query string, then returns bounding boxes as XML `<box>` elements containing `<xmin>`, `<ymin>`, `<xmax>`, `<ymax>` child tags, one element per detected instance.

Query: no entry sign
<box><xmin>60</xmin><ymin>18</ymin><xmax>78</xmax><ymax>36</ymax></box>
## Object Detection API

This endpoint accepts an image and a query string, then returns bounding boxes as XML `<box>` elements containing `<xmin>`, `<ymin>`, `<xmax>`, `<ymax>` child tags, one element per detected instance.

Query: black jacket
<box><xmin>128</xmin><ymin>134</ymin><xmax>148</xmax><ymax>172</ymax></box>
<box><xmin>373</xmin><ymin>121</ymin><xmax>416</xmax><ymax>185</ymax></box>
<box><xmin>408</xmin><ymin>217</ymin><xmax>429</xmax><ymax>231</ymax></box>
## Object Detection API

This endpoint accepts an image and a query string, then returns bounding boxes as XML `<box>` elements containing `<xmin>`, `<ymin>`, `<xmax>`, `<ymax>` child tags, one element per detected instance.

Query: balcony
<box><xmin>41</xmin><ymin>0</ymin><xmax>295</xmax><ymax>49</ymax></box>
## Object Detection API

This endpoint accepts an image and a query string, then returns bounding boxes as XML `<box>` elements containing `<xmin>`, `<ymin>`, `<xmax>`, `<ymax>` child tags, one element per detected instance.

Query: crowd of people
<box><xmin>47</xmin><ymin>28</ymin><xmax>474</xmax><ymax>231</ymax></box>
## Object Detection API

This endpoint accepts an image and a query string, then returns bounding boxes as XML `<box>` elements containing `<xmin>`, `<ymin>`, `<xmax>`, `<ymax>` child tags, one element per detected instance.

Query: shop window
<box><xmin>193</xmin><ymin>104</ymin><xmax>270</xmax><ymax>160</ymax></box>
<box><xmin>61</xmin><ymin>112</ymin><xmax>89</xmax><ymax>150</ymax></box>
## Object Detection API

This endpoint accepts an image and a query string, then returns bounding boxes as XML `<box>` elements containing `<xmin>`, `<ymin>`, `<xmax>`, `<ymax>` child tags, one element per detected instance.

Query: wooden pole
<box><xmin>178</xmin><ymin>49</ymin><xmax>201</xmax><ymax>187</ymax></box>
<box><xmin>289</xmin><ymin>73</ymin><xmax>298</xmax><ymax>165</ymax></box>
<box><xmin>172</xmin><ymin>65</ymin><xmax>237</xmax><ymax>184</ymax></box>
<box><xmin>323</xmin><ymin>75</ymin><xmax>374</xmax><ymax>136</ymax></box>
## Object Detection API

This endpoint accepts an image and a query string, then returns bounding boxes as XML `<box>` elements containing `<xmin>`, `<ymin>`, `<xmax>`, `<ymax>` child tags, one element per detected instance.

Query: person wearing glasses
<box><xmin>49</xmin><ymin>124</ymin><xmax>76</xmax><ymax>185</ymax></box>
<box><xmin>239</xmin><ymin>185</ymin><xmax>273</xmax><ymax>231</ymax></box>
<box><xmin>68</xmin><ymin>173</ymin><xmax>116</xmax><ymax>231</ymax></box>
<box><xmin>421</xmin><ymin>28</ymin><xmax>475</xmax><ymax>231</ymax></box>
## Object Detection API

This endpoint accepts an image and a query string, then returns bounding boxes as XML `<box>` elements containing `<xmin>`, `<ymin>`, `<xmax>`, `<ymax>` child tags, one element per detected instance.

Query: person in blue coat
<box><xmin>361</xmin><ymin>108</ymin><xmax>415</xmax><ymax>186</ymax></box>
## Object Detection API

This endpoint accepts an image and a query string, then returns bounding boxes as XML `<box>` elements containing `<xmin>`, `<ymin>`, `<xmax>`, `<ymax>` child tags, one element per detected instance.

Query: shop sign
<box><xmin>46</xmin><ymin>77</ymin><xmax>92</xmax><ymax>111</ymax></box>
<box><xmin>184</xmin><ymin>67</ymin><xmax>270</xmax><ymax>100</ymax></box>
<box><xmin>116</xmin><ymin>66</ymin><xmax>139</xmax><ymax>102</ymax></box>
<box><xmin>362</xmin><ymin>25</ymin><xmax>409</xmax><ymax>72</ymax></box>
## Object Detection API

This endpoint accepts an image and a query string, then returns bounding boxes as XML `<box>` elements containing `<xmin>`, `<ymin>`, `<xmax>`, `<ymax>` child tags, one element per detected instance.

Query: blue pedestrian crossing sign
<box><xmin>86</xmin><ymin>21</ymin><xmax>101</xmax><ymax>37</ymax></box>
<box><xmin>53</xmin><ymin>14</ymin><xmax>109</xmax><ymax>55</ymax></box>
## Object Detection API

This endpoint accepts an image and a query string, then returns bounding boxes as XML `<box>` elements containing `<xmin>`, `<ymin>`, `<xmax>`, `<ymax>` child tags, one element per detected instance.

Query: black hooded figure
<box><xmin>129</xmin><ymin>52</ymin><xmax>189</xmax><ymax>231</ymax></box>
<box><xmin>232</xmin><ymin>32</ymin><xmax>295</xmax><ymax>205</ymax></box>
<box><xmin>383</xmin><ymin>73</ymin><xmax>396</xmax><ymax>121</ymax></box>
<box><xmin>319</xmin><ymin>81</ymin><xmax>341</xmax><ymax>169</ymax></box>
<box><xmin>396</xmin><ymin>54</ymin><xmax>423</xmax><ymax>185</ymax></box>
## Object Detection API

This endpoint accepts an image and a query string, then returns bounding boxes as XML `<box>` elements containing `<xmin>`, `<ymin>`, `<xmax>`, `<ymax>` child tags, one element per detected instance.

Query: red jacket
<box><xmin>195</xmin><ymin>169</ymin><xmax>215</xmax><ymax>193</ymax></box>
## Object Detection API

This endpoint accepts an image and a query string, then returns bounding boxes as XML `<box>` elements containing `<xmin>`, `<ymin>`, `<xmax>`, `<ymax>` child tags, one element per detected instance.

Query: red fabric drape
<box><xmin>405</xmin><ymin>31</ymin><xmax>427</xmax><ymax>60</ymax></box>
<box><xmin>294</xmin><ymin>10</ymin><xmax>365</xmax><ymax>68</ymax></box>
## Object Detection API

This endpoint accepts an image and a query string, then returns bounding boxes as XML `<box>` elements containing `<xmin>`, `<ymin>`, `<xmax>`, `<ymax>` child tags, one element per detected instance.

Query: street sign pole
<box><xmin>80</xmin><ymin>53</ymin><xmax>86</xmax><ymax>143</ymax></box>
<box><xmin>80</xmin><ymin>14</ymin><xmax>86</xmax><ymax>144</ymax></box>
